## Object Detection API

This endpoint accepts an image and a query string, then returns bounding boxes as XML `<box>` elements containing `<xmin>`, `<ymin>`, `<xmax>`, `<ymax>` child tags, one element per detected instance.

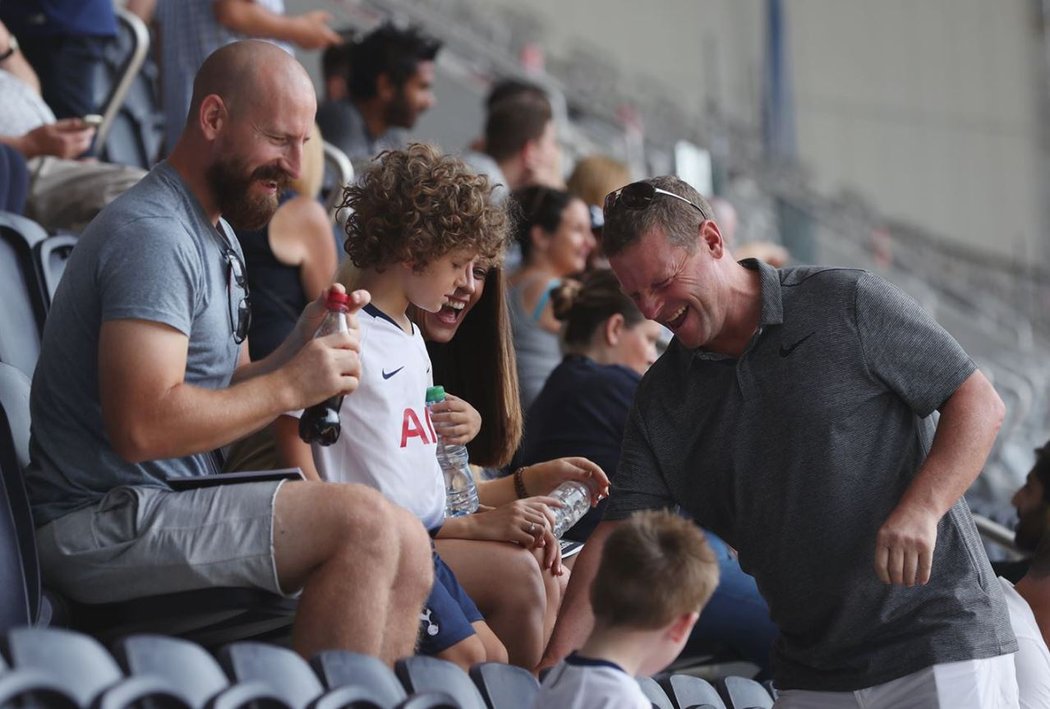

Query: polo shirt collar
<box><xmin>741</xmin><ymin>257</ymin><xmax>784</xmax><ymax>328</ymax></box>
<box><xmin>690</xmin><ymin>258</ymin><xmax>783</xmax><ymax>361</ymax></box>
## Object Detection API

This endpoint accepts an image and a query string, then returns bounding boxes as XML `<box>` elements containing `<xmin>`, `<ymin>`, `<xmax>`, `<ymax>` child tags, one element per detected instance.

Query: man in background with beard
<box><xmin>24</xmin><ymin>40</ymin><xmax>433</xmax><ymax>662</ymax></box>
<box><xmin>316</xmin><ymin>22</ymin><xmax>439</xmax><ymax>168</ymax></box>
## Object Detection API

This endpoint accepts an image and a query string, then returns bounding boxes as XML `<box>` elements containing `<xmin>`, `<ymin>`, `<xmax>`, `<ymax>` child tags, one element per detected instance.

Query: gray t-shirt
<box><xmin>607</xmin><ymin>260</ymin><xmax>1016</xmax><ymax>691</ymax></box>
<box><xmin>26</xmin><ymin>161</ymin><xmax>246</xmax><ymax>526</ymax></box>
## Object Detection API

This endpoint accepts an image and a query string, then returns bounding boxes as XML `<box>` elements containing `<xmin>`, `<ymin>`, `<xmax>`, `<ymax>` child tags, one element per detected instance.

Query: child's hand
<box><xmin>428</xmin><ymin>392</ymin><xmax>481</xmax><ymax>445</ymax></box>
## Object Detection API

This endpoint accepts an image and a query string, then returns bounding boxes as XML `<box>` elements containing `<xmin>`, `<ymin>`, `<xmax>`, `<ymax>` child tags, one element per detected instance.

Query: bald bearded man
<box><xmin>25</xmin><ymin>40</ymin><xmax>432</xmax><ymax>661</ymax></box>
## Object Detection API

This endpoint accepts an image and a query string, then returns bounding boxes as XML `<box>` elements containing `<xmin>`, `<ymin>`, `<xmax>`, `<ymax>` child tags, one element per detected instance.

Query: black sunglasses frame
<box><xmin>603</xmin><ymin>182</ymin><xmax>709</xmax><ymax>218</ymax></box>
<box><xmin>223</xmin><ymin>247</ymin><xmax>252</xmax><ymax>345</ymax></box>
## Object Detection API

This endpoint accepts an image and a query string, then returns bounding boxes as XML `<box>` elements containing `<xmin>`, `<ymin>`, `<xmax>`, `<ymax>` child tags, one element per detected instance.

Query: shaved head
<box><xmin>187</xmin><ymin>40</ymin><xmax>315</xmax><ymax>129</ymax></box>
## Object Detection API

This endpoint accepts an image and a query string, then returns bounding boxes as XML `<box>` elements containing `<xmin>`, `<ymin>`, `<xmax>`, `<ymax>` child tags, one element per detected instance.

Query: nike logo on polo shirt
<box><xmin>382</xmin><ymin>366</ymin><xmax>405</xmax><ymax>379</ymax></box>
<box><xmin>779</xmin><ymin>332</ymin><xmax>815</xmax><ymax>357</ymax></box>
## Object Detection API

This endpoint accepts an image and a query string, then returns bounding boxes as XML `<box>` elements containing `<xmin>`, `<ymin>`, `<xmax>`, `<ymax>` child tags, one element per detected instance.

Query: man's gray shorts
<box><xmin>35</xmin><ymin>481</ymin><xmax>289</xmax><ymax>604</ymax></box>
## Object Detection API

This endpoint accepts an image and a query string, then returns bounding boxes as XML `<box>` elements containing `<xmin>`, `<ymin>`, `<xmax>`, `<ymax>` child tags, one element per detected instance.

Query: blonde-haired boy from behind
<box><xmin>535</xmin><ymin>509</ymin><xmax>719</xmax><ymax>708</ymax></box>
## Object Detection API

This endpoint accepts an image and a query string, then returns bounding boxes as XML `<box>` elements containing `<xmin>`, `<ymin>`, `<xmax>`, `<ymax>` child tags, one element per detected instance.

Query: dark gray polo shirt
<box><xmin>607</xmin><ymin>260</ymin><xmax>1016</xmax><ymax>691</ymax></box>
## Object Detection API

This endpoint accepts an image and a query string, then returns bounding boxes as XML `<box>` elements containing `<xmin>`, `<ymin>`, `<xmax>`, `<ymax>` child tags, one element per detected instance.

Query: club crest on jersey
<box><xmin>401</xmin><ymin>407</ymin><xmax>437</xmax><ymax>448</ymax></box>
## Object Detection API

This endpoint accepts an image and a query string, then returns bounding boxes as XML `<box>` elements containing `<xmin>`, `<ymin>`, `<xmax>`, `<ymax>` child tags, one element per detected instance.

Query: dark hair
<box><xmin>508</xmin><ymin>186</ymin><xmax>575</xmax><ymax>262</ymax></box>
<box><xmin>321</xmin><ymin>38</ymin><xmax>354</xmax><ymax>81</ymax></box>
<box><xmin>485</xmin><ymin>78</ymin><xmax>547</xmax><ymax>110</ymax></box>
<box><xmin>551</xmin><ymin>269</ymin><xmax>643</xmax><ymax>351</ymax></box>
<box><xmin>484</xmin><ymin>90</ymin><xmax>552</xmax><ymax>163</ymax></box>
<box><xmin>348</xmin><ymin>22</ymin><xmax>441</xmax><ymax>100</ymax></box>
<box><xmin>602</xmin><ymin>176</ymin><xmax>712</xmax><ymax>258</ymax></box>
<box><xmin>591</xmin><ymin>510</ymin><xmax>719</xmax><ymax>629</ymax></box>
<box><xmin>425</xmin><ymin>265</ymin><xmax>522</xmax><ymax>468</ymax></box>
<box><xmin>1034</xmin><ymin>441</ymin><xmax>1050</xmax><ymax>504</ymax></box>
<box><xmin>342</xmin><ymin>143</ymin><xmax>509</xmax><ymax>271</ymax></box>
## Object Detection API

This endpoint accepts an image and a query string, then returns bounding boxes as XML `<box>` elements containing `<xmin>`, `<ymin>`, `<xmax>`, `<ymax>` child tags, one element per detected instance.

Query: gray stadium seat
<box><xmin>114</xmin><ymin>634</ymin><xmax>288</xmax><ymax>709</ymax></box>
<box><xmin>33</xmin><ymin>233</ymin><xmax>78</xmax><ymax>309</ymax></box>
<box><xmin>715</xmin><ymin>676</ymin><xmax>774</xmax><ymax>709</ymax></box>
<box><xmin>468</xmin><ymin>662</ymin><xmax>538</xmax><ymax>709</ymax></box>
<box><xmin>311</xmin><ymin>649</ymin><xmax>407</xmax><ymax>707</ymax></box>
<box><xmin>219</xmin><ymin>641</ymin><xmax>382</xmax><ymax>709</ymax></box>
<box><xmin>638</xmin><ymin>676</ymin><xmax>674</xmax><ymax>709</ymax></box>
<box><xmin>4</xmin><ymin>626</ymin><xmax>189</xmax><ymax>708</ymax></box>
<box><xmin>659</xmin><ymin>674</ymin><xmax>727</xmax><ymax>709</ymax></box>
<box><xmin>394</xmin><ymin>692</ymin><xmax>461</xmax><ymax>709</ymax></box>
<box><xmin>394</xmin><ymin>657</ymin><xmax>486</xmax><ymax>709</ymax></box>
<box><xmin>0</xmin><ymin>212</ymin><xmax>48</xmax><ymax>375</ymax></box>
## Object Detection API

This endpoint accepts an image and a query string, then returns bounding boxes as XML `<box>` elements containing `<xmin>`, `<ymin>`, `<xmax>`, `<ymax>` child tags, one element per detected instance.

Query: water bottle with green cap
<box><xmin>425</xmin><ymin>385</ymin><xmax>479</xmax><ymax>517</ymax></box>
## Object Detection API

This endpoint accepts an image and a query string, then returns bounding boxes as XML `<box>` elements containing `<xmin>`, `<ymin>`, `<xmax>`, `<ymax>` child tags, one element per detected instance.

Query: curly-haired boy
<box><xmin>283</xmin><ymin>143</ymin><xmax>512</xmax><ymax>668</ymax></box>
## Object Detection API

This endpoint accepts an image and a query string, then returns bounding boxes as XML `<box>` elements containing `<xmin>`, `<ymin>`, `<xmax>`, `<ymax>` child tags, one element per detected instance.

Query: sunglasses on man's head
<box><xmin>223</xmin><ymin>247</ymin><xmax>251</xmax><ymax>345</ymax></box>
<box><xmin>603</xmin><ymin>181</ymin><xmax>709</xmax><ymax>218</ymax></box>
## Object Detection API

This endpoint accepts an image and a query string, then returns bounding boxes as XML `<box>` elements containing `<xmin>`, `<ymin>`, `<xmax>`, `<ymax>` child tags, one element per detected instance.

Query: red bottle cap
<box><xmin>326</xmin><ymin>290</ymin><xmax>350</xmax><ymax>307</ymax></box>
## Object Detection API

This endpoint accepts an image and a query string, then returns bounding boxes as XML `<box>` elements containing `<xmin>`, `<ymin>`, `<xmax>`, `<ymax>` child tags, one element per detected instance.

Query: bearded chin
<box><xmin>221</xmin><ymin>189</ymin><xmax>279</xmax><ymax>231</ymax></box>
<box><xmin>207</xmin><ymin>159</ymin><xmax>282</xmax><ymax>231</ymax></box>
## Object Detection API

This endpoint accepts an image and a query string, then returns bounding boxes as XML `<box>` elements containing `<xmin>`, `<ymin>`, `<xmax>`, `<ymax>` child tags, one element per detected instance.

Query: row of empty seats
<box><xmin>0</xmin><ymin>625</ymin><xmax>774</xmax><ymax>709</ymax></box>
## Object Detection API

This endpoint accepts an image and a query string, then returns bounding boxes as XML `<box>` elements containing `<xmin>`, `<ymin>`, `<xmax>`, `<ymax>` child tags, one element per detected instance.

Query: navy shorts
<box><xmin>418</xmin><ymin>551</ymin><xmax>483</xmax><ymax>655</ymax></box>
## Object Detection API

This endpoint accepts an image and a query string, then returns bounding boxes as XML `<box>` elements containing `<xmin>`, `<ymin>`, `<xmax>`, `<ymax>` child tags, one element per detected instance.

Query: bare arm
<box><xmin>477</xmin><ymin>457</ymin><xmax>609</xmax><ymax>508</ymax></box>
<box><xmin>212</xmin><ymin>0</ymin><xmax>339</xmax><ymax>49</ymax></box>
<box><xmin>269</xmin><ymin>195</ymin><xmax>338</xmax><ymax>302</ymax></box>
<box><xmin>99</xmin><ymin>297</ymin><xmax>365</xmax><ymax>463</ymax></box>
<box><xmin>1</xmin><ymin>119</ymin><xmax>95</xmax><ymax>159</ymax></box>
<box><xmin>0</xmin><ymin>21</ymin><xmax>39</xmax><ymax>94</ymax></box>
<box><xmin>539</xmin><ymin>519</ymin><xmax>622</xmax><ymax>670</ymax></box>
<box><xmin>875</xmin><ymin>369</ymin><xmax>1004</xmax><ymax>586</ymax></box>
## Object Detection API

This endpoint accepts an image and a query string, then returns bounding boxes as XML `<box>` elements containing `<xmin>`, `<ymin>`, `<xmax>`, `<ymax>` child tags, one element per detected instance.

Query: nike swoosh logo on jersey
<box><xmin>382</xmin><ymin>366</ymin><xmax>405</xmax><ymax>379</ymax></box>
<box><xmin>779</xmin><ymin>332</ymin><xmax>815</xmax><ymax>358</ymax></box>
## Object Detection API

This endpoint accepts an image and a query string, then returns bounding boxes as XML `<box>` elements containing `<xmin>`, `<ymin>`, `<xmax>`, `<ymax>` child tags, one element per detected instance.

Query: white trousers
<box><xmin>774</xmin><ymin>654</ymin><xmax>1019</xmax><ymax>709</ymax></box>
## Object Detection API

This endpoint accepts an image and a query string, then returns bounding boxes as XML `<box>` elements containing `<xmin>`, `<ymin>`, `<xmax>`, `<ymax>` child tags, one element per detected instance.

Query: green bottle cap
<box><xmin>425</xmin><ymin>385</ymin><xmax>446</xmax><ymax>403</ymax></box>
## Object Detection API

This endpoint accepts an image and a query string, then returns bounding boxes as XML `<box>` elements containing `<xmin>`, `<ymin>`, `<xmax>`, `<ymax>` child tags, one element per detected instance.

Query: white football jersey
<box><xmin>312</xmin><ymin>304</ymin><xmax>445</xmax><ymax>529</ymax></box>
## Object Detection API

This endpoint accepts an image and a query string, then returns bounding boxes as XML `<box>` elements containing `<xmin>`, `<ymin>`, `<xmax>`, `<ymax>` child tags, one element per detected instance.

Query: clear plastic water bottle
<box><xmin>299</xmin><ymin>290</ymin><xmax>350</xmax><ymax>446</ymax></box>
<box><xmin>550</xmin><ymin>480</ymin><xmax>596</xmax><ymax>538</ymax></box>
<box><xmin>425</xmin><ymin>385</ymin><xmax>480</xmax><ymax>517</ymax></box>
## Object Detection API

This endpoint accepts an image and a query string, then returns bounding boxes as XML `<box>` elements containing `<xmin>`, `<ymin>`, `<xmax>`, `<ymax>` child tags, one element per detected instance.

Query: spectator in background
<box><xmin>316</xmin><ymin>22</ymin><xmax>439</xmax><ymax>167</ymax></box>
<box><xmin>0</xmin><ymin>18</ymin><xmax>144</xmax><ymax>232</ymax></box>
<box><xmin>321</xmin><ymin>37</ymin><xmax>354</xmax><ymax>102</ymax></box>
<box><xmin>464</xmin><ymin>81</ymin><xmax>563</xmax><ymax>201</ymax></box>
<box><xmin>546</xmin><ymin>176</ymin><xmax>1017</xmax><ymax>706</ymax></box>
<box><xmin>567</xmin><ymin>155</ymin><xmax>631</xmax><ymax>211</ymax></box>
<box><xmin>996</xmin><ymin>440</ymin><xmax>1050</xmax><ymax>583</ymax></box>
<box><xmin>0</xmin><ymin>0</ymin><xmax>115</xmax><ymax>121</ymax></box>
<box><xmin>566</xmin><ymin>154</ymin><xmax>632</xmax><ymax>270</ymax></box>
<box><xmin>709</xmin><ymin>195</ymin><xmax>790</xmax><ymax>267</ymax></box>
<box><xmin>534</xmin><ymin>510</ymin><xmax>719</xmax><ymax>709</ymax></box>
<box><xmin>25</xmin><ymin>40</ymin><xmax>432</xmax><ymax>664</ymax></box>
<box><xmin>1000</xmin><ymin>530</ymin><xmax>1050</xmax><ymax>708</ymax></box>
<box><xmin>155</xmin><ymin>0</ymin><xmax>340</xmax><ymax>153</ymax></box>
<box><xmin>507</xmin><ymin>186</ymin><xmax>596</xmax><ymax>412</ymax></box>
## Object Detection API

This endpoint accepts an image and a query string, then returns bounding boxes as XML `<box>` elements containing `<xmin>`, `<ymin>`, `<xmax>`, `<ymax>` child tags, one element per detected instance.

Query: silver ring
<box><xmin>528</xmin><ymin>522</ymin><xmax>537</xmax><ymax>534</ymax></box>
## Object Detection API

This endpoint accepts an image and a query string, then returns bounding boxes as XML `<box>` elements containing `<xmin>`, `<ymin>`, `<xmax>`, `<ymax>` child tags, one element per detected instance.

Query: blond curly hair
<box><xmin>341</xmin><ymin>143</ymin><xmax>510</xmax><ymax>271</ymax></box>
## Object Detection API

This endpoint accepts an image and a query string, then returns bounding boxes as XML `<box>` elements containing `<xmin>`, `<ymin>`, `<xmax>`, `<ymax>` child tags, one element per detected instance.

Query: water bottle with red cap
<box><xmin>299</xmin><ymin>290</ymin><xmax>351</xmax><ymax>446</ymax></box>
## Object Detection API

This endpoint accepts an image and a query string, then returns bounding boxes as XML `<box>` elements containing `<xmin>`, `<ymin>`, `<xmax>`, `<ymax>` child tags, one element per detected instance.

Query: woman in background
<box><xmin>506</xmin><ymin>186</ymin><xmax>595</xmax><ymax>411</ymax></box>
